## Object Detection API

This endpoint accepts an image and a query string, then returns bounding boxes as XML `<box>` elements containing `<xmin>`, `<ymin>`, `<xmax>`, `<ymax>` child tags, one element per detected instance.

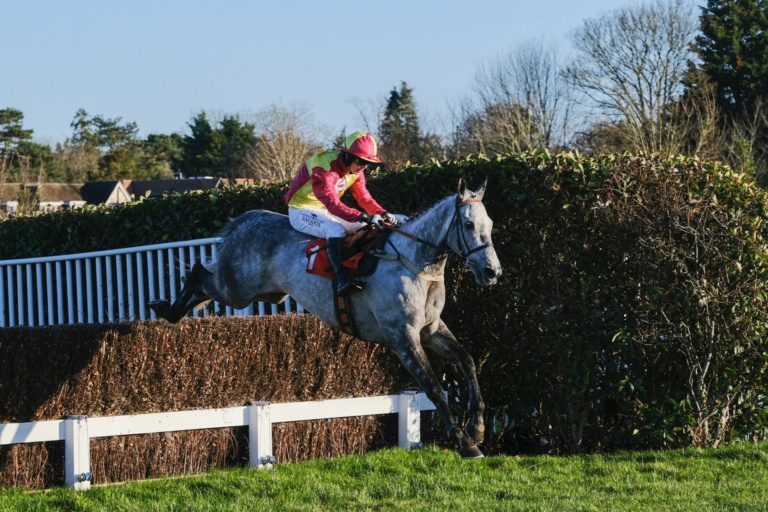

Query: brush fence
<box><xmin>0</xmin><ymin>237</ymin><xmax>304</xmax><ymax>328</ymax></box>
<box><xmin>0</xmin><ymin>391</ymin><xmax>435</xmax><ymax>490</ymax></box>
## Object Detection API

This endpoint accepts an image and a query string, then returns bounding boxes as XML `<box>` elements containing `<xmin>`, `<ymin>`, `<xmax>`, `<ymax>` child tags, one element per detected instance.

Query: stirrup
<box><xmin>335</xmin><ymin>276</ymin><xmax>365</xmax><ymax>295</ymax></box>
<box><xmin>335</xmin><ymin>279</ymin><xmax>351</xmax><ymax>296</ymax></box>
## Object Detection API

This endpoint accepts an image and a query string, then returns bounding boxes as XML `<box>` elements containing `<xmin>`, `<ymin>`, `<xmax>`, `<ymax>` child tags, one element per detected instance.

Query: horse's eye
<box><xmin>465</xmin><ymin>221</ymin><xmax>474</xmax><ymax>229</ymax></box>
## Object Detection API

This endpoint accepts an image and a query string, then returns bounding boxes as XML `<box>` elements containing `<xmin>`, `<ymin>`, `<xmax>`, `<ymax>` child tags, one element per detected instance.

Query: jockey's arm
<box><xmin>349</xmin><ymin>171</ymin><xmax>386</xmax><ymax>216</ymax></box>
<box><xmin>310</xmin><ymin>171</ymin><xmax>365</xmax><ymax>222</ymax></box>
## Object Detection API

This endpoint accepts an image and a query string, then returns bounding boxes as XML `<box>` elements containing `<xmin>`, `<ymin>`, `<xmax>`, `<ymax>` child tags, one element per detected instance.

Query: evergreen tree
<box><xmin>695</xmin><ymin>0</ymin><xmax>768</xmax><ymax>118</ymax></box>
<box><xmin>0</xmin><ymin>108</ymin><xmax>33</xmax><ymax>148</ymax></box>
<box><xmin>0</xmin><ymin>108</ymin><xmax>56</xmax><ymax>182</ymax></box>
<box><xmin>180</xmin><ymin>112</ymin><xmax>256</xmax><ymax>179</ymax></box>
<box><xmin>0</xmin><ymin>108</ymin><xmax>34</xmax><ymax>179</ymax></box>
<box><xmin>142</xmin><ymin>133</ymin><xmax>183</xmax><ymax>179</ymax></box>
<box><xmin>378</xmin><ymin>82</ymin><xmax>440</xmax><ymax>166</ymax></box>
<box><xmin>216</xmin><ymin>115</ymin><xmax>257</xmax><ymax>181</ymax></box>
<box><xmin>67</xmin><ymin>109</ymin><xmax>144</xmax><ymax>180</ymax></box>
<box><xmin>70</xmin><ymin>109</ymin><xmax>139</xmax><ymax>152</ymax></box>
<box><xmin>332</xmin><ymin>130</ymin><xmax>347</xmax><ymax>153</ymax></box>
<box><xmin>180</xmin><ymin>112</ymin><xmax>218</xmax><ymax>177</ymax></box>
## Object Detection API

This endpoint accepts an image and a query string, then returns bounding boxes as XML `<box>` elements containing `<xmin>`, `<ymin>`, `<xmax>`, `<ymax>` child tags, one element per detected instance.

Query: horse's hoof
<box><xmin>459</xmin><ymin>444</ymin><xmax>484</xmax><ymax>459</ymax></box>
<box><xmin>148</xmin><ymin>300</ymin><xmax>171</xmax><ymax>320</ymax></box>
<box><xmin>466</xmin><ymin>424</ymin><xmax>485</xmax><ymax>444</ymax></box>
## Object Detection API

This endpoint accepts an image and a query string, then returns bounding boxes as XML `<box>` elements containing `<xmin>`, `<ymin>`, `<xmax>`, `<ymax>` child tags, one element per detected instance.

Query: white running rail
<box><xmin>0</xmin><ymin>391</ymin><xmax>435</xmax><ymax>490</ymax></box>
<box><xmin>0</xmin><ymin>238</ymin><xmax>303</xmax><ymax>327</ymax></box>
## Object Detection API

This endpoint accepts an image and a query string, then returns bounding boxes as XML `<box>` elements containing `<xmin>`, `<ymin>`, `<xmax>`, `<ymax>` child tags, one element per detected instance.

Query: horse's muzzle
<box><xmin>474</xmin><ymin>264</ymin><xmax>501</xmax><ymax>286</ymax></box>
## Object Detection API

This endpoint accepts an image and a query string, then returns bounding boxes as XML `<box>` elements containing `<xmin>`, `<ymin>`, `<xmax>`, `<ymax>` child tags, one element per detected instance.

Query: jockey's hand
<box><xmin>368</xmin><ymin>214</ymin><xmax>385</xmax><ymax>229</ymax></box>
<box><xmin>382</xmin><ymin>212</ymin><xmax>400</xmax><ymax>227</ymax></box>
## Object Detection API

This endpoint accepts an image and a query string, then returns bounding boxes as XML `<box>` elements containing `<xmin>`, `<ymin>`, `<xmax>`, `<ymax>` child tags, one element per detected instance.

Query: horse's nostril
<box><xmin>484</xmin><ymin>266</ymin><xmax>499</xmax><ymax>280</ymax></box>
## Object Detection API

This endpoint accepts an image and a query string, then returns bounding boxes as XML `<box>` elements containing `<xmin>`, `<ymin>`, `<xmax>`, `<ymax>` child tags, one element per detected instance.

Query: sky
<box><xmin>3</xmin><ymin>0</ymin><xmax>704</xmax><ymax>146</ymax></box>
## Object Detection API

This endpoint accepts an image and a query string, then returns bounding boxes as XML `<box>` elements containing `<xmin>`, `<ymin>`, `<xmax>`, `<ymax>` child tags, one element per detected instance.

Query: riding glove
<box><xmin>382</xmin><ymin>212</ymin><xmax>400</xmax><ymax>227</ymax></box>
<box><xmin>359</xmin><ymin>212</ymin><xmax>393</xmax><ymax>229</ymax></box>
<box><xmin>368</xmin><ymin>214</ymin><xmax>385</xmax><ymax>229</ymax></box>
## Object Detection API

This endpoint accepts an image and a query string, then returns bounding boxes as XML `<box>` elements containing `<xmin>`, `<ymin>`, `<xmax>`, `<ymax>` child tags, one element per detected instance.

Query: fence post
<box><xmin>398</xmin><ymin>391</ymin><xmax>422</xmax><ymax>450</ymax></box>
<box><xmin>64</xmin><ymin>415</ymin><xmax>92</xmax><ymax>490</ymax></box>
<box><xmin>248</xmin><ymin>401</ymin><xmax>274</xmax><ymax>469</ymax></box>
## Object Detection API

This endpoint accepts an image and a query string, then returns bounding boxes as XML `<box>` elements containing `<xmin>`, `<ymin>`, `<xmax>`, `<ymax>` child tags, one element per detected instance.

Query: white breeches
<box><xmin>288</xmin><ymin>207</ymin><xmax>366</xmax><ymax>239</ymax></box>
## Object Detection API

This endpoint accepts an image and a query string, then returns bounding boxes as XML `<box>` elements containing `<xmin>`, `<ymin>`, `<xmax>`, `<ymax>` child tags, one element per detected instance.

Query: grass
<box><xmin>1</xmin><ymin>442</ymin><xmax>767</xmax><ymax>511</ymax></box>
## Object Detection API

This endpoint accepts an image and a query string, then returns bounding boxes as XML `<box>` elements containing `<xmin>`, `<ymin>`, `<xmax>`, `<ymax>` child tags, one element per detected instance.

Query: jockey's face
<box><xmin>349</xmin><ymin>160</ymin><xmax>368</xmax><ymax>174</ymax></box>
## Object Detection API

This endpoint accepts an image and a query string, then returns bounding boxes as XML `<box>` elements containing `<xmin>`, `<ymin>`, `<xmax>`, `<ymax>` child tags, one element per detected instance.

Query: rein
<box><xmin>384</xmin><ymin>225</ymin><xmax>442</xmax><ymax>250</ymax></box>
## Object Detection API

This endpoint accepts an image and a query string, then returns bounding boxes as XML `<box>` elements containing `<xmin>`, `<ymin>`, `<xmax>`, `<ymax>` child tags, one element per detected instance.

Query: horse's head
<box><xmin>448</xmin><ymin>178</ymin><xmax>503</xmax><ymax>286</ymax></box>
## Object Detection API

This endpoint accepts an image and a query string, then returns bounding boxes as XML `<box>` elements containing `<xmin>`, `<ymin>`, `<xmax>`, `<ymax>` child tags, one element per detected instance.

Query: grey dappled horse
<box><xmin>149</xmin><ymin>178</ymin><xmax>502</xmax><ymax>458</ymax></box>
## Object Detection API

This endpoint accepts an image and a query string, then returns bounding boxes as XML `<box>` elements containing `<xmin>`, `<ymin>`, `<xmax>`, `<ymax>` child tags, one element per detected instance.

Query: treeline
<box><xmin>2</xmin><ymin>0</ymin><xmax>768</xmax><ymax>185</ymax></box>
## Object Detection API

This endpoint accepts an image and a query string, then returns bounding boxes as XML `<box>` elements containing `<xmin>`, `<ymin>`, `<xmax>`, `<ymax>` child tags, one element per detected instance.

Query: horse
<box><xmin>149</xmin><ymin>178</ymin><xmax>502</xmax><ymax>458</ymax></box>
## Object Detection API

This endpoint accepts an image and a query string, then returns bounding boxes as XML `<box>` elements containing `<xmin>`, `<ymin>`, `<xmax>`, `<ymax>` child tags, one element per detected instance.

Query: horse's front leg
<box><xmin>424</xmin><ymin>320</ymin><xmax>485</xmax><ymax>445</ymax></box>
<box><xmin>391</xmin><ymin>325</ymin><xmax>483</xmax><ymax>459</ymax></box>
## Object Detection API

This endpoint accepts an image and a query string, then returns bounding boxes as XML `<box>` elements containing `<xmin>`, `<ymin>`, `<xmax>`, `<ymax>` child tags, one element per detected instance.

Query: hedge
<box><xmin>1</xmin><ymin>151</ymin><xmax>766</xmax><ymax>456</ymax></box>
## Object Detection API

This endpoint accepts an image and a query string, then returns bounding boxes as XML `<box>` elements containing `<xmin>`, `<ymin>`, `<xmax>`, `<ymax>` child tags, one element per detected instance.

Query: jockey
<box><xmin>284</xmin><ymin>131</ymin><xmax>400</xmax><ymax>295</ymax></box>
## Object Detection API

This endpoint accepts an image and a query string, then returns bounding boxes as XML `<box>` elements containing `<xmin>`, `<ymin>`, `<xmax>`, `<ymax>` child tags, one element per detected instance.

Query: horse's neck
<box><xmin>392</xmin><ymin>195</ymin><xmax>455</xmax><ymax>265</ymax></box>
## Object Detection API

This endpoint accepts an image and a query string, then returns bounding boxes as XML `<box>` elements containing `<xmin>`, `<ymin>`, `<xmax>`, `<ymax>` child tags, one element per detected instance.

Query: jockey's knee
<box><xmin>324</xmin><ymin>223</ymin><xmax>347</xmax><ymax>239</ymax></box>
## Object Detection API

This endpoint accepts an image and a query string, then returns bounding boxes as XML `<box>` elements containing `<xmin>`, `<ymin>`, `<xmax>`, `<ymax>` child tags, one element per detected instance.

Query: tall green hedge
<box><xmin>2</xmin><ymin>152</ymin><xmax>766</xmax><ymax>454</ymax></box>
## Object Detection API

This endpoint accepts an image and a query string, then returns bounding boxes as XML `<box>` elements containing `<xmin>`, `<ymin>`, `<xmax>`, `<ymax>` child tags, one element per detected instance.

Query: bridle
<box><xmin>449</xmin><ymin>197</ymin><xmax>493</xmax><ymax>260</ymax></box>
<box><xmin>381</xmin><ymin>195</ymin><xmax>493</xmax><ymax>279</ymax></box>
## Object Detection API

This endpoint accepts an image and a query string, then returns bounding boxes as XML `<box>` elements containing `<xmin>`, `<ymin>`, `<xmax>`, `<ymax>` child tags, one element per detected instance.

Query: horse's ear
<box><xmin>474</xmin><ymin>177</ymin><xmax>487</xmax><ymax>200</ymax></box>
<box><xmin>458</xmin><ymin>177</ymin><xmax>467</xmax><ymax>197</ymax></box>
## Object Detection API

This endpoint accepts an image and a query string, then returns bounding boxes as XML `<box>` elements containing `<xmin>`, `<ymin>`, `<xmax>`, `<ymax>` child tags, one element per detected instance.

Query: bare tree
<box><xmin>55</xmin><ymin>140</ymin><xmax>100</xmax><ymax>182</ymax></box>
<box><xmin>348</xmin><ymin>96</ymin><xmax>385</xmax><ymax>136</ymax></box>
<box><xmin>725</xmin><ymin>97</ymin><xmax>768</xmax><ymax>184</ymax></box>
<box><xmin>454</xmin><ymin>39</ymin><xmax>576</xmax><ymax>156</ymax></box>
<box><xmin>241</xmin><ymin>103</ymin><xmax>327</xmax><ymax>182</ymax></box>
<box><xmin>12</xmin><ymin>155</ymin><xmax>44</xmax><ymax>215</ymax></box>
<box><xmin>565</xmin><ymin>0</ymin><xmax>698</xmax><ymax>154</ymax></box>
<box><xmin>664</xmin><ymin>71</ymin><xmax>724</xmax><ymax>160</ymax></box>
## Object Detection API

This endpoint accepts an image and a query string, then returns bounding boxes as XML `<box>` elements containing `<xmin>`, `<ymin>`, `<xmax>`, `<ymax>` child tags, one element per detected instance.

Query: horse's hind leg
<box><xmin>424</xmin><ymin>321</ymin><xmax>485</xmax><ymax>444</ymax></box>
<box><xmin>392</xmin><ymin>325</ymin><xmax>483</xmax><ymax>459</ymax></box>
<box><xmin>149</xmin><ymin>262</ymin><xmax>212</xmax><ymax>323</ymax></box>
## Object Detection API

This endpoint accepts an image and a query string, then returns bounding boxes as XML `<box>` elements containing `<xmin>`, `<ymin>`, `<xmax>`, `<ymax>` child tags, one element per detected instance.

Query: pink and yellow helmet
<box><xmin>339</xmin><ymin>132</ymin><xmax>381</xmax><ymax>163</ymax></box>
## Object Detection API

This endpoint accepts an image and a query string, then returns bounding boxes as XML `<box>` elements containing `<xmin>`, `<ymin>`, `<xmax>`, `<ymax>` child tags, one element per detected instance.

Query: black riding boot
<box><xmin>327</xmin><ymin>237</ymin><xmax>352</xmax><ymax>295</ymax></box>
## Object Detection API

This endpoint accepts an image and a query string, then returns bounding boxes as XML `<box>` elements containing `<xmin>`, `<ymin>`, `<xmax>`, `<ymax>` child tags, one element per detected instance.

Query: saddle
<box><xmin>305</xmin><ymin>228</ymin><xmax>391</xmax><ymax>281</ymax></box>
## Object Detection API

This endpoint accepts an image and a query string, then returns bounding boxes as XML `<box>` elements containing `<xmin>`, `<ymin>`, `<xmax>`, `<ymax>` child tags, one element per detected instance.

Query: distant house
<box><xmin>80</xmin><ymin>181</ymin><xmax>131</xmax><ymax>206</ymax></box>
<box><xmin>0</xmin><ymin>184</ymin><xmax>21</xmax><ymax>216</ymax></box>
<box><xmin>0</xmin><ymin>183</ymin><xmax>89</xmax><ymax>215</ymax></box>
<box><xmin>0</xmin><ymin>178</ymin><xmax>230</xmax><ymax>217</ymax></box>
<box><xmin>122</xmin><ymin>178</ymin><xmax>223</xmax><ymax>199</ymax></box>
<box><xmin>36</xmin><ymin>184</ymin><xmax>87</xmax><ymax>211</ymax></box>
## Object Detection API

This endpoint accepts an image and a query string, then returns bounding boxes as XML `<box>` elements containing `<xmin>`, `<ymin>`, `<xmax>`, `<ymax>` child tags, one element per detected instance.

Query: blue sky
<box><xmin>3</xmin><ymin>1</ymin><xmax>704</xmax><ymax>145</ymax></box>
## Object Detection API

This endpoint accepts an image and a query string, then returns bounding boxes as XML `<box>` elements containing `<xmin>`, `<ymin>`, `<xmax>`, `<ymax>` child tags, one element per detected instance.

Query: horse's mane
<box><xmin>407</xmin><ymin>193</ymin><xmax>458</xmax><ymax>222</ymax></box>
